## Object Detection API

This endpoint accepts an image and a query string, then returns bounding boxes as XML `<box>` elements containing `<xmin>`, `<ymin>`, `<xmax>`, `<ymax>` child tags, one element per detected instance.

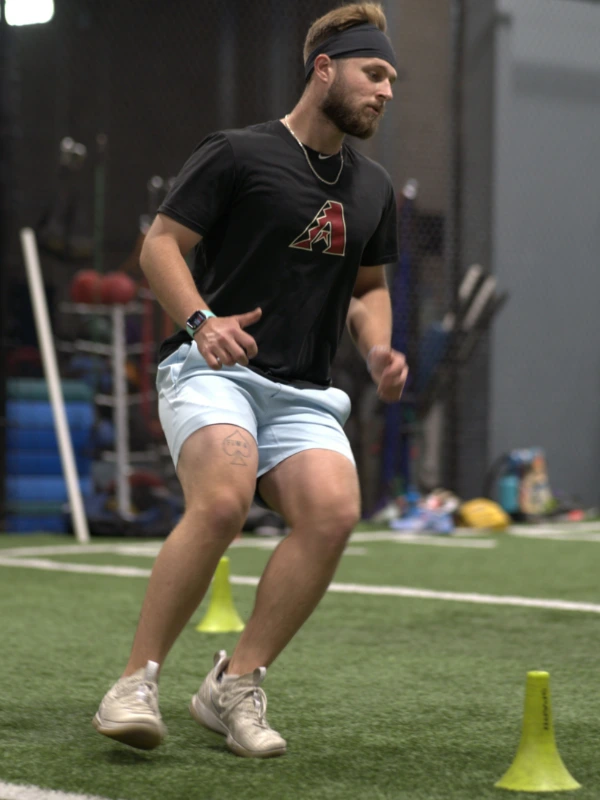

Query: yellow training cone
<box><xmin>495</xmin><ymin>671</ymin><xmax>581</xmax><ymax>792</ymax></box>
<box><xmin>196</xmin><ymin>557</ymin><xmax>245</xmax><ymax>633</ymax></box>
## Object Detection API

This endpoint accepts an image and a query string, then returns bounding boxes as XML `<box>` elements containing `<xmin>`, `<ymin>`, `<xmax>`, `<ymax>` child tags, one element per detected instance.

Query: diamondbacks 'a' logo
<box><xmin>289</xmin><ymin>201</ymin><xmax>346</xmax><ymax>256</ymax></box>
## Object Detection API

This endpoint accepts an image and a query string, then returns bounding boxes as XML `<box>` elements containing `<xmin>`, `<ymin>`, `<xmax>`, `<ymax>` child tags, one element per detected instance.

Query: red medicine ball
<box><xmin>70</xmin><ymin>269</ymin><xmax>103</xmax><ymax>303</ymax></box>
<box><xmin>100</xmin><ymin>272</ymin><xmax>138</xmax><ymax>305</ymax></box>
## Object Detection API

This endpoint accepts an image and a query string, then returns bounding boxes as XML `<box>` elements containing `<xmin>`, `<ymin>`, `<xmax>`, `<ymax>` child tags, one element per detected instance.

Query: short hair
<box><xmin>303</xmin><ymin>3</ymin><xmax>388</xmax><ymax>66</ymax></box>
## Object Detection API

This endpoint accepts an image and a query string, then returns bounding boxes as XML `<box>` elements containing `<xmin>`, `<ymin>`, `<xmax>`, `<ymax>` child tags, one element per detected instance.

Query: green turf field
<box><xmin>1</xmin><ymin>525</ymin><xmax>599</xmax><ymax>800</ymax></box>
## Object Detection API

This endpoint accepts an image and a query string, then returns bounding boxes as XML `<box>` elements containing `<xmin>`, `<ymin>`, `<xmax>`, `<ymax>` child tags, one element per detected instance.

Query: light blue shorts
<box><xmin>156</xmin><ymin>343</ymin><xmax>355</xmax><ymax>477</ymax></box>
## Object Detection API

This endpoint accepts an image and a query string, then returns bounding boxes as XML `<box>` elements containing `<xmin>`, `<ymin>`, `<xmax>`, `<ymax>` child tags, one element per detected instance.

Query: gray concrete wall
<box><xmin>492</xmin><ymin>0</ymin><xmax>600</xmax><ymax>506</ymax></box>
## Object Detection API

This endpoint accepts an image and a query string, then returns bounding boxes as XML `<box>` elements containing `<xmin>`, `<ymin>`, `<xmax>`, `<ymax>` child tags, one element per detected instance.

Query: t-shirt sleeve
<box><xmin>360</xmin><ymin>180</ymin><xmax>399</xmax><ymax>266</ymax></box>
<box><xmin>157</xmin><ymin>132</ymin><xmax>236</xmax><ymax>236</ymax></box>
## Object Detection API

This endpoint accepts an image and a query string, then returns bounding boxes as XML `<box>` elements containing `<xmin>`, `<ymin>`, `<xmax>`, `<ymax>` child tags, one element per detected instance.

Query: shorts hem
<box><xmin>171</xmin><ymin>413</ymin><xmax>257</xmax><ymax>467</ymax></box>
<box><xmin>257</xmin><ymin>444</ymin><xmax>356</xmax><ymax>479</ymax></box>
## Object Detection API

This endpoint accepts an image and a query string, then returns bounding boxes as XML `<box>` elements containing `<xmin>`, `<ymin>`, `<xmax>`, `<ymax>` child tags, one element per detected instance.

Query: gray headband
<box><xmin>304</xmin><ymin>22</ymin><xmax>397</xmax><ymax>81</ymax></box>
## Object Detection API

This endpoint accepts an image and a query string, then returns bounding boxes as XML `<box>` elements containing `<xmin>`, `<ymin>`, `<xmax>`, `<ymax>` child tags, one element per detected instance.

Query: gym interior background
<box><xmin>0</xmin><ymin>0</ymin><xmax>599</xmax><ymax>535</ymax></box>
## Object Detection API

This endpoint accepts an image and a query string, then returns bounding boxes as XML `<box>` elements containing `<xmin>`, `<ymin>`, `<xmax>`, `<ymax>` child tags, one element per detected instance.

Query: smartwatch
<box><xmin>185</xmin><ymin>309</ymin><xmax>216</xmax><ymax>338</ymax></box>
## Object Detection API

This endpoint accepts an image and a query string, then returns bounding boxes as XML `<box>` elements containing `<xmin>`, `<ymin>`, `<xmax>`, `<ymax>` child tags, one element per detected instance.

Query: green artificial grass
<box><xmin>0</xmin><ymin>531</ymin><xmax>599</xmax><ymax>799</ymax></box>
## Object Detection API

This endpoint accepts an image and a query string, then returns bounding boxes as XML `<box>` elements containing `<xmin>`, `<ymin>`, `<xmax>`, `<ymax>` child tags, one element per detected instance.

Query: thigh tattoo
<box><xmin>222</xmin><ymin>429</ymin><xmax>252</xmax><ymax>467</ymax></box>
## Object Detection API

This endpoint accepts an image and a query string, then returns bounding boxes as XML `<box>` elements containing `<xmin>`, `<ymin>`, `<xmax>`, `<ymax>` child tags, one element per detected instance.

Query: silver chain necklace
<box><xmin>282</xmin><ymin>115</ymin><xmax>344</xmax><ymax>186</ymax></box>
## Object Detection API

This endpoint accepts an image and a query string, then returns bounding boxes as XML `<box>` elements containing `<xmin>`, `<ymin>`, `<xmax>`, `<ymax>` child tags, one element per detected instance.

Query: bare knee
<box><xmin>185</xmin><ymin>489</ymin><xmax>251</xmax><ymax>541</ymax></box>
<box><xmin>294</xmin><ymin>498</ymin><xmax>361</xmax><ymax>555</ymax></box>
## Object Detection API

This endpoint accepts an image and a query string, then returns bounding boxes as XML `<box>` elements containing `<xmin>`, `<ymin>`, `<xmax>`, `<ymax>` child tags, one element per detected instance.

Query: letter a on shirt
<box><xmin>289</xmin><ymin>200</ymin><xmax>346</xmax><ymax>256</ymax></box>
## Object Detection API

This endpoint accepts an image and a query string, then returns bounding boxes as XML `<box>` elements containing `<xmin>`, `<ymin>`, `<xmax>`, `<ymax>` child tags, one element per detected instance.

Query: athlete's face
<box><xmin>321</xmin><ymin>57</ymin><xmax>396</xmax><ymax>139</ymax></box>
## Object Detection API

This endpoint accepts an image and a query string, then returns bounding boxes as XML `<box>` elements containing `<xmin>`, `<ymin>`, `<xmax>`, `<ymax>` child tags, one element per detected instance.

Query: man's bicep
<box><xmin>147</xmin><ymin>213</ymin><xmax>203</xmax><ymax>256</ymax></box>
<box><xmin>352</xmin><ymin>264</ymin><xmax>387</xmax><ymax>298</ymax></box>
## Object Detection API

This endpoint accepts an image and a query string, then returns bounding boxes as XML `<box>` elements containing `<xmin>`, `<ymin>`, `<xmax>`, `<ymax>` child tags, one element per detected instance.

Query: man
<box><xmin>93</xmin><ymin>1</ymin><xmax>408</xmax><ymax>759</ymax></box>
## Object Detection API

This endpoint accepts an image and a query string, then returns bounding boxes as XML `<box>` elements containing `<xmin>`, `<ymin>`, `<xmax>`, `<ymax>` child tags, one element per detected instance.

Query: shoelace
<box><xmin>120</xmin><ymin>680</ymin><xmax>159</xmax><ymax>714</ymax></box>
<box><xmin>222</xmin><ymin>684</ymin><xmax>269</xmax><ymax>729</ymax></box>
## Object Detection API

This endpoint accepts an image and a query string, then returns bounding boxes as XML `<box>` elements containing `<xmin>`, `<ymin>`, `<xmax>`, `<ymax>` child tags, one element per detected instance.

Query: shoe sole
<box><xmin>92</xmin><ymin>713</ymin><xmax>165</xmax><ymax>750</ymax></box>
<box><xmin>189</xmin><ymin>695</ymin><xmax>286</xmax><ymax>759</ymax></box>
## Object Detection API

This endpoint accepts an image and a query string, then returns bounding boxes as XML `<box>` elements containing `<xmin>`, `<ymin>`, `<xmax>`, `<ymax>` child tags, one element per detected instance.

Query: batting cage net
<box><xmin>0</xmin><ymin>0</ymin><xmax>498</xmax><ymax>535</ymax></box>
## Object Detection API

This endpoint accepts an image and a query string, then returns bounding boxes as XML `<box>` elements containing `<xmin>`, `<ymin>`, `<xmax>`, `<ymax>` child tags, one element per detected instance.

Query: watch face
<box><xmin>187</xmin><ymin>310</ymin><xmax>206</xmax><ymax>331</ymax></box>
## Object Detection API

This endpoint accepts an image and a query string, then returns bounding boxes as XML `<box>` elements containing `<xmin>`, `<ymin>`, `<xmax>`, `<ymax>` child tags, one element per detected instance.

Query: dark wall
<box><xmin>4</xmin><ymin>0</ymin><xmax>335</xmax><ymax>353</ymax></box>
<box><xmin>3</xmin><ymin>0</ymin><xmax>475</xmax><ymax>507</ymax></box>
<box><xmin>9</xmin><ymin>0</ymin><xmax>334</xmax><ymax>266</ymax></box>
<box><xmin>450</xmin><ymin>0</ymin><xmax>496</xmax><ymax>499</ymax></box>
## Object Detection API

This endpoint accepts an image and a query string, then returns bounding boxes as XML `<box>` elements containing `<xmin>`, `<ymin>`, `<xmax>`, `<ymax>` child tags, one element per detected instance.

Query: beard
<box><xmin>320</xmin><ymin>73</ymin><xmax>383</xmax><ymax>140</ymax></box>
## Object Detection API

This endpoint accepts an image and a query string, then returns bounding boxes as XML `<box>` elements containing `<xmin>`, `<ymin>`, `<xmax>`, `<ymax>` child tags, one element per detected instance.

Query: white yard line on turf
<box><xmin>349</xmin><ymin>532</ymin><xmax>496</xmax><ymax>548</ymax></box>
<box><xmin>0</xmin><ymin>780</ymin><xmax>122</xmax><ymax>800</ymax></box>
<box><xmin>1</xmin><ymin>554</ymin><xmax>600</xmax><ymax>615</ymax></box>
<box><xmin>0</xmin><ymin>543</ymin><xmax>162</xmax><ymax>558</ymax></box>
<box><xmin>0</xmin><ymin>557</ymin><xmax>152</xmax><ymax>578</ymax></box>
<box><xmin>511</xmin><ymin>521</ymin><xmax>600</xmax><ymax>533</ymax></box>
<box><xmin>0</xmin><ymin>531</ymin><xmax>494</xmax><ymax>560</ymax></box>
<box><xmin>343</xmin><ymin>547</ymin><xmax>368</xmax><ymax>556</ymax></box>
<box><xmin>509</xmin><ymin>526</ymin><xmax>600</xmax><ymax>541</ymax></box>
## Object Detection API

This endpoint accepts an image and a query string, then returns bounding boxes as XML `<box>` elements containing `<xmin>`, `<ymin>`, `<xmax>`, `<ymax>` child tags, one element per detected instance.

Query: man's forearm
<box><xmin>140</xmin><ymin>234</ymin><xmax>209</xmax><ymax>330</ymax></box>
<box><xmin>346</xmin><ymin>286</ymin><xmax>393</xmax><ymax>361</ymax></box>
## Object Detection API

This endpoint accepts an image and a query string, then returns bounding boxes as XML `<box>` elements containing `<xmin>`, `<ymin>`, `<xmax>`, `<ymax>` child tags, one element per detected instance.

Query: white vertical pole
<box><xmin>112</xmin><ymin>304</ymin><xmax>131</xmax><ymax>516</ymax></box>
<box><xmin>19</xmin><ymin>228</ymin><xmax>90</xmax><ymax>543</ymax></box>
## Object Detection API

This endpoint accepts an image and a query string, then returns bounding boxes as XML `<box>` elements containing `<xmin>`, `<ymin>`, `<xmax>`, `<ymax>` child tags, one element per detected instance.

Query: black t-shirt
<box><xmin>158</xmin><ymin>119</ymin><xmax>398</xmax><ymax>388</ymax></box>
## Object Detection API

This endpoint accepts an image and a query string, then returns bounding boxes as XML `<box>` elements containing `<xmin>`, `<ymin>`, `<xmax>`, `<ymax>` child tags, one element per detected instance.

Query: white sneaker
<box><xmin>189</xmin><ymin>650</ymin><xmax>287</xmax><ymax>758</ymax></box>
<box><xmin>92</xmin><ymin>661</ymin><xmax>167</xmax><ymax>750</ymax></box>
